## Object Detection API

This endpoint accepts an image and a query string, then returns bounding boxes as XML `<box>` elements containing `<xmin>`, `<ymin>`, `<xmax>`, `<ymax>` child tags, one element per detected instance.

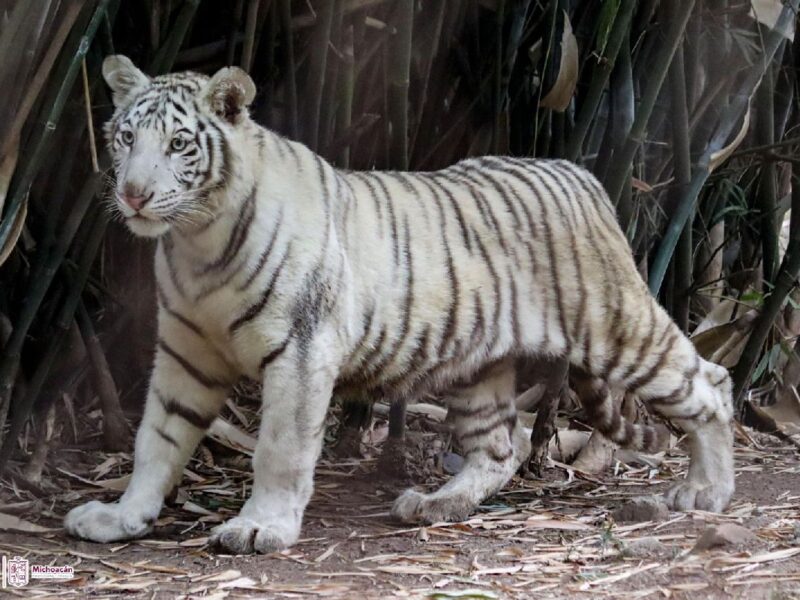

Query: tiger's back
<box><xmin>336</xmin><ymin>156</ymin><xmax>659</xmax><ymax>397</ymax></box>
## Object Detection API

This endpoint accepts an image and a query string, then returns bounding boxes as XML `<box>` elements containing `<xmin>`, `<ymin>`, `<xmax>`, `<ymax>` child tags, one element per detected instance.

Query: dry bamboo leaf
<box><xmin>709</xmin><ymin>105</ymin><xmax>751</xmax><ymax>172</ymax></box>
<box><xmin>690</xmin><ymin>311</ymin><xmax>758</xmax><ymax>367</ymax></box>
<box><xmin>693</xmin><ymin>298</ymin><xmax>741</xmax><ymax>336</ymax></box>
<box><xmin>631</xmin><ymin>177</ymin><xmax>654</xmax><ymax>193</ymax></box>
<box><xmin>429</xmin><ymin>591</ymin><xmax>500</xmax><ymax>599</ymax></box>
<box><xmin>749</xmin><ymin>0</ymin><xmax>795</xmax><ymax>40</ymax></box>
<box><xmin>208</xmin><ymin>417</ymin><xmax>256</xmax><ymax>455</ymax></box>
<box><xmin>0</xmin><ymin>143</ymin><xmax>18</xmax><ymax>215</ymax></box>
<box><xmin>193</xmin><ymin>569</ymin><xmax>243</xmax><ymax>582</ymax></box>
<box><xmin>540</xmin><ymin>12</ymin><xmax>579</xmax><ymax>112</ymax></box>
<box><xmin>218</xmin><ymin>576</ymin><xmax>259</xmax><ymax>590</ymax></box>
<box><xmin>0</xmin><ymin>190</ymin><xmax>26</xmax><ymax>268</ymax></box>
<box><xmin>0</xmin><ymin>512</ymin><xmax>58</xmax><ymax>533</ymax></box>
<box><xmin>524</xmin><ymin>515</ymin><xmax>593</xmax><ymax>531</ymax></box>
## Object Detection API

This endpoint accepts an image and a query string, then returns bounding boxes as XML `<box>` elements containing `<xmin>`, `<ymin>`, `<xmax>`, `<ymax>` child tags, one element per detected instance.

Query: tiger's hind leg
<box><xmin>391</xmin><ymin>360</ymin><xmax>528</xmax><ymax>523</ymax></box>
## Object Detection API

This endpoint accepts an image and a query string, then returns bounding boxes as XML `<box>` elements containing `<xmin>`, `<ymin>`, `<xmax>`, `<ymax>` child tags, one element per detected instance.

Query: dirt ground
<box><xmin>1</xmin><ymin>414</ymin><xmax>799</xmax><ymax>599</ymax></box>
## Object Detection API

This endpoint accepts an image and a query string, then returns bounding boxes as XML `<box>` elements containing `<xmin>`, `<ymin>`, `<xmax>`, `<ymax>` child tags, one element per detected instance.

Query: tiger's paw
<box><xmin>64</xmin><ymin>500</ymin><xmax>155</xmax><ymax>542</ymax></box>
<box><xmin>664</xmin><ymin>479</ymin><xmax>733</xmax><ymax>513</ymax></box>
<box><xmin>209</xmin><ymin>516</ymin><xmax>298</xmax><ymax>554</ymax></box>
<box><xmin>391</xmin><ymin>489</ymin><xmax>475</xmax><ymax>524</ymax></box>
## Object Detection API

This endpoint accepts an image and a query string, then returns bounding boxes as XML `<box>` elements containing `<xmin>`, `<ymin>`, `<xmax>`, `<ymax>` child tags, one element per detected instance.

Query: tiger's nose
<box><xmin>121</xmin><ymin>187</ymin><xmax>151</xmax><ymax>211</ymax></box>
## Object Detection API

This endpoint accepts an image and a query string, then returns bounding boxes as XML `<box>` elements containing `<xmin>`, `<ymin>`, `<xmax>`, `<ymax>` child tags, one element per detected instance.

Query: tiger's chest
<box><xmin>155</xmin><ymin>238</ymin><xmax>299</xmax><ymax>380</ymax></box>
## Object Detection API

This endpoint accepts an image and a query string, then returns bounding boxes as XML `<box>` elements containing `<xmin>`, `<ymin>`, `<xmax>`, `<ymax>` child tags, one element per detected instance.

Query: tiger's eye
<box><xmin>171</xmin><ymin>137</ymin><xmax>187</xmax><ymax>152</ymax></box>
<box><xmin>121</xmin><ymin>130</ymin><xmax>134</xmax><ymax>145</ymax></box>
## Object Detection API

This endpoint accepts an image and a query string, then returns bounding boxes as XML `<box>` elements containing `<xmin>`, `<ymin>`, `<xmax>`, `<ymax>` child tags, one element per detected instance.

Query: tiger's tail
<box><xmin>571</xmin><ymin>369</ymin><xmax>668</xmax><ymax>453</ymax></box>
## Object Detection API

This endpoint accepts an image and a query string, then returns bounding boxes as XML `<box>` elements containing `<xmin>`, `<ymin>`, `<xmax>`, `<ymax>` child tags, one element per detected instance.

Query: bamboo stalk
<box><xmin>565</xmin><ymin>0</ymin><xmax>636</xmax><ymax>162</ymax></box>
<box><xmin>732</xmin><ymin>165</ymin><xmax>800</xmax><ymax>414</ymax></box>
<box><xmin>754</xmin><ymin>63</ymin><xmax>779</xmax><ymax>284</ymax></box>
<box><xmin>81</xmin><ymin>58</ymin><xmax>99</xmax><ymax>173</ymax></box>
<box><xmin>304</xmin><ymin>0</ymin><xmax>335</xmax><ymax>150</ymax></box>
<box><xmin>335</xmin><ymin>24</ymin><xmax>355</xmax><ymax>167</ymax></box>
<box><xmin>280</xmin><ymin>0</ymin><xmax>299</xmax><ymax>139</ymax></box>
<box><xmin>319</xmin><ymin>0</ymin><xmax>344</xmax><ymax>154</ymax></box>
<box><xmin>77</xmin><ymin>301</ymin><xmax>130</xmax><ymax>451</ymax></box>
<box><xmin>605</xmin><ymin>0</ymin><xmax>695</xmax><ymax>224</ymax></box>
<box><xmin>150</xmin><ymin>0</ymin><xmax>201</xmax><ymax>74</ymax></box>
<box><xmin>387</xmin><ymin>0</ymin><xmax>414</xmax><ymax>169</ymax></box>
<box><xmin>226</xmin><ymin>0</ymin><xmax>245</xmax><ymax>65</ymax></box>
<box><xmin>648</xmin><ymin>0</ymin><xmax>798</xmax><ymax>295</ymax></box>
<box><xmin>150</xmin><ymin>0</ymin><xmax>161</xmax><ymax>53</ymax></box>
<box><xmin>257</xmin><ymin>0</ymin><xmax>279</xmax><ymax>126</ymax></box>
<box><xmin>0</xmin><ymin>0</ymin><xmax>110</xmax><ymax>252</ymax></box>
<box><xmin>0</xmin><ymin>173</ymin><xmax>101</xmax><ymax>443</ymax></box>
<box><xmin>0</xmin><ymin>1</ymin><xmax>82</xmax><ymax>163</ymax></box>
<box><xmin>491</xmin><ymin>0</ymin><xmax>505</xmax><ymax>155</ymax></box>
<box><xmin>668</xmin><ymin>42</ymin><xmax>692</xmax><ymax>329</ymax></box>
<box><xmin>241</xmin><ymin>0</ymin><xmax>261</xmax><ymax>72</ymax></box>
<box><xmin>0</xmin><ymin>211</ymin><xmax>109</xmax><ymax>473</ymax></box>
<box><xmin>409</xmin><ymin>0</ymin><xmax>446</xmax><ymax>159</ymax></box>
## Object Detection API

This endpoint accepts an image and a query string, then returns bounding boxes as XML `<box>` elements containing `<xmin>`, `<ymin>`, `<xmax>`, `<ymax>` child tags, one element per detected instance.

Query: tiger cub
<box><xmin>65</xmin><ymin>56</ymin><xmax>734</xmax><ymax>554</ymax></box>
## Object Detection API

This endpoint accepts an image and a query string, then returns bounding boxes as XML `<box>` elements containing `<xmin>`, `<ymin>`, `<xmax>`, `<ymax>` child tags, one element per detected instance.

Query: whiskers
<box><xmin>97</xmin><ymin>168</ymin><xmax>224</xmax><ymax>232</ymax></box>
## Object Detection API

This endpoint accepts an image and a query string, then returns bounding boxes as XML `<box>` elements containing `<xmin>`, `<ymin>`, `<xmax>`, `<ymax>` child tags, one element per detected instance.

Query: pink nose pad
<box><xmin>121</xmin><ymin>192</ymin><xmax>151</xmax><ymax>211</ymax></box>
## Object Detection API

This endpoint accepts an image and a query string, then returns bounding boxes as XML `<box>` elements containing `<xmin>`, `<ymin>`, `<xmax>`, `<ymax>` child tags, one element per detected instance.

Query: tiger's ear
<box><xmin>203</xmin><ymin>66</ymin><xmax>256</xmax><ymax>125</ymax></box>
<box><xmin>102</xmin><ymin>55</ymin><xmax>150</xmax><ymax>107</ymax></box>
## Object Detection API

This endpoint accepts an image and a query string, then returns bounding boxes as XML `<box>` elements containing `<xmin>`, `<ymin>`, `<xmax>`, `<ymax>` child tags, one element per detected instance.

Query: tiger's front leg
<box><xmin>65</xmin><ymin>320</ymin><xmax>233</xmax><ymax>542</ymax></box>
<box><xmin>210</xmin><ymin>335</ymin><xmax>337</xmax><ymax>554</ymax></box>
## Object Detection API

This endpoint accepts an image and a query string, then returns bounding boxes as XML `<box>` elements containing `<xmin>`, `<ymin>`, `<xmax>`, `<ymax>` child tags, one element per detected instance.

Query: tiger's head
<box><xmin>102</xmin><ymin>55</ymin><xmax>256</xmax><ymax>237</ymax></box>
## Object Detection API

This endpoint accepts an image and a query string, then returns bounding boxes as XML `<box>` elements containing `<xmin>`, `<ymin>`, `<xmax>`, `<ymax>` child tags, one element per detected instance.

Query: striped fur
<box><xmin>65</xmin><ymin>57</ymin><xmax>735</xmax><ymax>552</ymax></box>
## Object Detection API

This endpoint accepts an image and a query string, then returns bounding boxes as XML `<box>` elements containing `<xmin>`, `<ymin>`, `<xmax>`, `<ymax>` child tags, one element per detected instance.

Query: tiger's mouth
<box><xmin>125</xmin><ymin>212</ymin><xmax>171</xmax><ymax>238</ymax></box>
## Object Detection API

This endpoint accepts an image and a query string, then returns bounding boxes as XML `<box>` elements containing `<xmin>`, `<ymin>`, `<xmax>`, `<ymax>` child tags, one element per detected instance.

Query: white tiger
<box><xmin>65</xmin><ymin>56</ymin><xmax>735</xmax><ymax>554</ymax></box>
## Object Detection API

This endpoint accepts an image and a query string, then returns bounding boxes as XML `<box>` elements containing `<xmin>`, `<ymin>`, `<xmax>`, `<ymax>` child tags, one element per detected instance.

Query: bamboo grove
<box><xmin>0</xmin><ymin>0</ymin><xmax>799</xmax><ymax>469</ymax></box>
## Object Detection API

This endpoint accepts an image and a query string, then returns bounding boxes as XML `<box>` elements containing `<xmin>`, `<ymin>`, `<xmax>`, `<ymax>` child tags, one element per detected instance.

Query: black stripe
<box><xmin>155</xmin><ymin>426</ymin><xmax>179</xmax><ymax>448</ymax></box>
<box><xmin>486</xmin><ymin>446</ymin><xmax>514</xmax><ymax>463</ymax></box>
<box><xmin>157</xmin><ymin>390</ymin><xmax>215</xmax><ymax>429</ymax></box>
<box><xmin>449</xmin><ymin>402</ymin><xmax>512</xmax><ymax>420</ymax></box>
<box><xmin>437</xmin><ymin>234</ymin><xmax>460</xmax><ymax>356</ymax></box>
<box><xmin>473</xmin><ymin>232</ymin><xmax>502</xmax><ymax>350</ymax></box>
<box><xmin>417</xmin><ymin>173</ymin><xmax>473</xmax><ymax>253</ymax></box>
<box><xmin>158</xmin><ymin>290</ymin><xmax>205</xmax><ymax>338</ymax></box>
<box><xmin>359</xmin><ymin>217</ymin><xmax>415</xmax><ymax>381</ymax></box>
<box><xmin>617</xmin><ymin>299</ymin><xmax>657</xmax><ymax>382</ymax></box>
<box><xmin>158</xmin><ymin>339</ymin><xmax>228</xmax><ymax>389</ymax></box>
<box><xmin>627</xmin><ymin>328</ymin><xmax>680</xmax><ymax>392</ymax></box>
<box><xmin>460</xmin><ymin>414</ymin><xmax>517</xmax><ymax>441</ymax></box>
<box><xmin>548</xmin><ymin>161</ymin><xmax>617</xmax><ymax>371</ymax></box>
<box><xmin>350</xmin><ymin>172</ymin><xmax>385</xmax><ymax>231</ymax></box>
<box><xmin>229</xmin><ymin>247</ymin><xmax>291</xmax><ymax>333</ymax></box>
<box><xmin>313</xmin><ymin>154</ymin><xmax>332</xmax><ymax>238</ymax></box>
<box><xmin>449</xmin><ymin>168</ymin><xmax>509</xmax><ymax>254</ymax></box>
<box><xmin>239</xmin><ymin>209</ymin><xmax>283</xmax><ymax>291</ymax></box>
<box><xmin>460</xmin><ymin>162</ymin><xmax>522</xmax><ymax>229</ymax></box>
<box><xmin>162</xmin><ymin>236</ymin><xmax>187</xmax><ymax>298</ymax></box>
<box><xmin>200</xmin><ymin>186</ymin><xmax>257</xmax><ymax>274</ymax></box>
<box><xmin>372</xmin><ymin>175</ymin><xmax>400</xmax><ymax>266</ymax></box>
<box><xmin>260</xmin><ymin>338</ymin><xmax>290</xmax><ymax>371</ymax></box>
<box><xmin>470</xmin><ymin>290</ymin><xmax>485</xmax><ymax>344</ymax></box>
<box><xmin>436</xmin><ymin>171</ymin><xmax>492</xmax><ymax>231</ymax></box>
<box><xmin>487</xmin><ymin>161</ymin><xmax>569</xmax><ymax>351</ymax></box>
<box><xmin>536</xmin><ymin>162</ymin><xmax>588</xmax><ymax>359</ymax></box>
<box><xmin>508</xmin><ymin>269</ymin><xmax>521</xmax><ymax>346</ymax></box>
